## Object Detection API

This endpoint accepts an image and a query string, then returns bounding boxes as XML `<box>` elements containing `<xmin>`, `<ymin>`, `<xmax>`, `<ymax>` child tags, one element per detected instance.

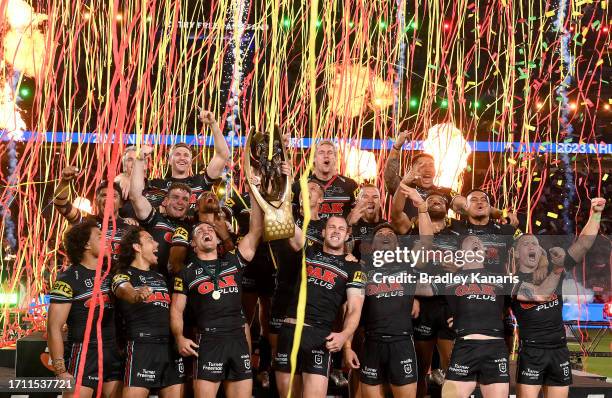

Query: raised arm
<box><xmin>567</xmin><ymin>197</ymin><xmax>606</xmax><ymax>262</ymax></box>
<box><xmin>200</xmin><ymin>110</ymin><xmax>230</xmax><ymax>180</ymax></box>
<box><xmin>412</xmin><ymin>202</ymin><xmax>434</xmax><ymax>269</ymax></box>
<box><xmin>390</xmin><ymin>178</ymin><xmax>417</xmax><ymax>234</ymax></box>
<box><xmin>383</xmin><ymin>131</ymin><xmax>408</xmax><ymax>195</ymax></box>
<box><xmin>237</xmin><ymin>194</ymin><xmax>263</xmax><ymax>262</ymax></box>
<box><xmin>53</xmin><ymin>166</ymin><xmax>81</xmax><ymax>223</ymax></box>
<box><xmin>129</xmin><ymin>146</ymin><xmax>154</xmax><ymax>220</ymax></box>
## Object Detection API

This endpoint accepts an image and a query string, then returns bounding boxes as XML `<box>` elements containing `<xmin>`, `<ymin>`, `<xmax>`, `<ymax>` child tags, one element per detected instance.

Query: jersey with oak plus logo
<box><xmin>362</xmin><ymin>260</ymin><xmax>417</xmax><ymax>338</ymax></box>
<box><xmin>286</xmin><ymin>246</ymin><xmax>365</xmax><ymax>331</ymax></box>
<box><xmin>174</xmin><ymin>250</ymin><xmax>249</xmax><ymax>333</ymax></box>
<box><xmin>112</xmin><ymin>267</ymin><xmax>171</xmax><ymax>340</ymax></box>
<box><xmin>433</xmin><ymin>269</ymin><xmax>514</xmax><ymax>338</ymax></box>
<box><xmin>292</xmin><ymin>175</ymin><xmax>358</xmax><ymax>220</ymax></box>
<box><xmin>511</xmin><ymin>253</ymin><xmax>576</xmax><ymax>347</ymax></box>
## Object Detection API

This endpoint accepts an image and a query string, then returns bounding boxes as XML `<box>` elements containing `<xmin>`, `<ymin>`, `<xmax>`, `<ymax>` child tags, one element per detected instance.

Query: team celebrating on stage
<box><xmin>46</xmin><ymin>109</ymin><xmax>608</xmax><ymax>398</ymax></box>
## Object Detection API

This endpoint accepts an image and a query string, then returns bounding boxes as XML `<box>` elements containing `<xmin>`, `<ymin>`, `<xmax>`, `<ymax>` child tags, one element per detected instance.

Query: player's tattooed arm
<box><xmin>567</xmin><ymin>198</ymin><xmax>606</xmax><ymax>263</ymax></box>
<box><xmin>54</xmin><ymin>166</ymin><xmax>81</xmax><ymax>223</ymax></box>
<box><xmin>383</xmin><ymin>131</ymin><xmax>407</xmax><ymax>195</ymax></box>
<box><xmin>515</xmin><ymin>267</ymin><xmax>562</xmax><ymax>302</ymax></box>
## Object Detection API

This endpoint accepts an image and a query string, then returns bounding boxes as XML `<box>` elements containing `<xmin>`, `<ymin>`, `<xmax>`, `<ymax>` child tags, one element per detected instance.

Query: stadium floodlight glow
<box><xmin>423</xmin><ymin>123</ymin><xmax>472</xmax><ymax>193</ymax></box>
<box><xmin>73</xmin><ymin>197</ymin><xmax>92</xmax><ymax>214</ymax></box>
<box><xmin>0</xmin><ymin>293</ymin><xmax>19</xmax><ymax>305</ymax></box>
<box><xmin>19</xmin><ymin>86</ymin><xmax>31</xmax><ymax>99</ymax></box>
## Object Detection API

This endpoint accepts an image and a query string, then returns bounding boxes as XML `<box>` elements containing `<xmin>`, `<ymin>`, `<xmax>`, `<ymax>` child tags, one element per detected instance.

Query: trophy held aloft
<box><xmin>244</xmin><ymin>127</ymin><xmax>295</xmax><ymax>241</ymax></box>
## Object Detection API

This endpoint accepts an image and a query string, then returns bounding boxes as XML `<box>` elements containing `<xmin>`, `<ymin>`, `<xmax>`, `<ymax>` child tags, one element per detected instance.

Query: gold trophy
<box><xmin>244</xmin><ymin>127</ymin><xmax>295</xmax><ymax>241</ymax></box>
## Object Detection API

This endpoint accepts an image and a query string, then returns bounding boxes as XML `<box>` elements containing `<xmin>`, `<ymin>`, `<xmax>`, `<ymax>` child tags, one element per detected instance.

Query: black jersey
<box><xmin>410</xmin><ymin>218</ymin><xmax>461</xmax><ymax>274</ymax></box>
<box><xmin>65</xmin><ymin>210</ymin><xmax>130</xmax><ymax>263</ymax></box>
<box><xmin>433</xmin><ymin>268</ymin><xmax>516</xmax><ymax>338</ymax></box>
<box><xmin>403</xmin><ymin>185</ymin><xmax>454</xmax><ymax>219</ymax></box>
<box><xmin>449</xmin><ymin>220</ymin><xmax>518</xmax><ymax>274</ymax></box>
<box><xmin>362</xmin><ymin>259</ymin><xmax>417</xmax><ymax>338</ymax></box>
<box><xmin>49</xmin><ymin>264</ymin><xmax>116</xmax><ymax>344</ymax></box>
<box><xmin>274</xmin><ymin>218</ymin><xmax>325</xmax><ymax>305</ymax></box>
<box><xmin>173</xmin><ymin>250</ymin><xmax>249</xmax><ymax>333</ymax></box>
<box><xmin>224</xmin><ymin>192</ymin><xmax>251</xmax><ymax>236</ymax></box>
<box><xmin>351</xmin><ymin>218</ymin><xmax>386</xmax><ymax>259</ymax></box>
<box><xmin>292</xmin><ymin>174</ymin><xmax>358</xmax><ymax>220</ymax></box>
<box><xmin>140</xmin><ymin>208</ymin><xmax>191</xmax><ymax>280</ymax></box>
<box><xmin>512</xmin><ymin>254</ymin><xmax>577</xmax><ymax>347</ymax></box>
<box><xmin>146</xmin><ymin>172</ymin><xmax>220</xmax><ymax>211</ymax></box>
<box><xmin>93</xmin><ymin>215</ymin><xmax>130</xmax><ymax>262</ymax></box>
<box><xmin>112</xmin><ymin>267</ymin><xmax>171</xmax><ymax>340</ymax></box>
<box><xmin>295</xmin><ymin>216</ymin><xmax>326</xmax><ymax>245</ymax></box>
<box><xmin>286</xmin><ymin>246</ymin><xmax>365</xmax><ymax>331</ymax></box>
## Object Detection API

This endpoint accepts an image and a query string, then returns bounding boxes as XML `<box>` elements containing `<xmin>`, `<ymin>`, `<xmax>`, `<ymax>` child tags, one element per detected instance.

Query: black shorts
<box><xmin>274</xmin><ymin>324</ymin><xmax>331</xmax><ymax>377</ymax></box>
<box><xmin>359</xmin><ymin>336</ymin><xmax>418</xmax><ymax>386</ymax></box>
<box><xmin>124</xmin><ymin>340</ymin><xmax>185</xmax><ymax>388</ymax></box>
<box><xmin>516</xmin><ymin>344</ymin><xmax>572</xmax><ymax>386</ymax></box>
<box><xmin>270</xmin><ymin>292</ymin><xmax>290</xmax><ymax>334</ymax></box>
<box><xmin>193</xmin><ymin>332</ymin><xmax>252</xmax><ymax>381</ymax></box>
<box><xmin>413</xmin><ymin>297</ymin><xmax>455</xmax><ymax>341</ymax></box>
<box><xmin>446</xmin><ymin>339</ymin><xmax>509</xmax><ymax>385</ymax></box>
<box><xmin>242</xmin><ymin>247</ymin><xmax>277</xmax><ymax>297</ymax></box>
<box><xmin>503</xmin><ymin>302</ymin><xmax>515</xmax><ymax>337</ymax></box>
<box><xmin>65</xmin><ymin>341</ymin><xmax>123</xmax><ymax>389</ymax></box>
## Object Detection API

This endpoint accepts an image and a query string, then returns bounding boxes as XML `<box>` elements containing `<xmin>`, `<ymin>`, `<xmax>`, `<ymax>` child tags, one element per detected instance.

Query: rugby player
<box><xmin>48</xmin><ymin>220</ymin><xmax>122</xmax><ymax>398</ymax></box>
<box><xmin>170</xmin><ymin>197</ymin><xmax>263</xmax><ymax>398</ymax></box>
<box><xmin>512</xmin><ymin>197</ymin><xmax>606</xmax><ymax>398</ymax></box>
<box><xmin>274</xmin><ymin>215</ymin><xmax>365</xmax><ymax>398</ymax></box>
<box><xmin>113</xmin><ymin>227</ymin><xmax>185</xmax><ymax>398</ymax></box>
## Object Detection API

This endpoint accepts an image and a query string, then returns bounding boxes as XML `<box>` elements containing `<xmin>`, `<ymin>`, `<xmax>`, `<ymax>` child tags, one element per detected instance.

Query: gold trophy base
<box><xmin>261</xmin><ymin>201</ymin><xmax>295</xmax><ymax>242</ymax></box>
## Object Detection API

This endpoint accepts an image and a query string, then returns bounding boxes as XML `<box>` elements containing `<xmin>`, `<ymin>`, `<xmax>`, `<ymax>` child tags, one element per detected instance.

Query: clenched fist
<box><xmin>198</xmin><ymin>109</ymin><xmax>217</xmax><ymax>125</ymax></box>
<box><xmin>61</xmin><ymin>166</ymin><xmax>79</xmax><ymax>181</ymax></box>
<box><xmin>591</xmin><ymin>197</ymin><xmax>606</xmax><ymax>213</ymax></box>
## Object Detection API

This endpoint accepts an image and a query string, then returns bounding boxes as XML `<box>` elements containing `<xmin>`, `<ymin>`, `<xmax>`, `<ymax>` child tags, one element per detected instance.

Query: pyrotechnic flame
<box><xmin>3</xmin><ymin>0</ymin><xmax>47</xmax><ymax>30</ymax></box>
<box><xmin>340</xmin><ymin>143</ymin><xmax>377</xmax><ymax>183</ymax></box>
<box><xmin>328</xmin><ymin>64</ymin><xmax>370</xmax><ymax>118</ymax></box>
<box><xmin>0</xmin><ymin>81</ymin><xmax>26</xmax><ymax>141</ymax></box>
<box><xmin>328</xmin><ymin>64</ymin><xmax>395</xmax><ymax>117</ymax></box>
<box><xmin>328</xmin><ymin>63</ymin><xmax>395</xmax><ymax>117</ymax></box>
<box><xmin>423</xmin><ymin>123</ymin><xmax>471</xmax><ymax>192</ymax></box>
<box><xmin>2</xmin><ymin>0</ymin><xmax>48</xmax><ymax>78</ymax></box>
<box><xmin>369</xmin><ymin>76</ymin><xmax>394</xmax><ymax>110</ymax></box>
<box><xmin>73</xmin><ymin>197</ymin><xmax>93</xmax><ymax>214</ymax></box>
